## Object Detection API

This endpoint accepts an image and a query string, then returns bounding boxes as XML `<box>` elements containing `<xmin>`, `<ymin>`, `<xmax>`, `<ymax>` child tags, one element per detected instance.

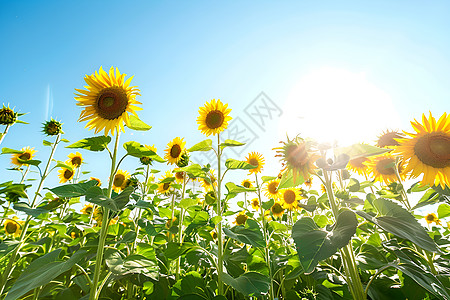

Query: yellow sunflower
<box><xmin>425</xmin><ymin>213</ymin><xmax>442</xmax><ymax>226</ymax></box>
<box><xmin>241</xmin><ymin>179</ymin><xmax>253</xmax><ymax>189</ymax></box>
<box><xmin>347</xmin><ymin>156</ymin><xmax>370</xmax><ymax>176</ymax></box>
<box><xmin>89</xmin><ymin>177</ymin><xmax>102</xmax><ymax>186</ymax></box>
<box><xmin>263</xmin><ymin>179</ymin><xmax>282</xmax><ymax>200</ymax></box>
<box><xmin>174</xmin><ymin>169</ymin><xmax>187</xmax><ymax>183</ymax></box>
<box><xmin>197</xmin><ymin>99</ymin><xmax>232</xmax><ymax>136</ymax></box>
<box><xmin>140</xmin><ymin>145</ymin><xmax>157</xmax><ymax>165</ymax></box>
<box><xmin>75</xmin><ymin>66</ymin><xmax>142</xmax><ymax>136</ymax></box>
<box><xmin>112</xmin><ymin>169</ymin><xmax>131</xmax><ymax>193</ymax></box>
<box><xmin>279</xmin><ymin>188</ymin><xmax>301</xmax><ymax>211</ymax></box>
<box><xmin>251</xmin><ymin>198</ymin><xmax>260</xmax><ymax>210</ymax></box>
<box><xmin>4</xmin><ymin>218</ymin><xmax>22</xmax><ymax>237</ymax></box>
<box><xmin>246</xmin><ymin>152</ymin><xmax>265</xmax><ymax>174</ymax></box>
<box><xmin>68</xmin><ymin>152</ymin><xmax>83</xmax><ymax>168</ymax></box>
<box><xmin>377</xmin><ymin>130</ymin><xmax>404</xmax><ymax>148</ymax></box>
<box><xmin>165</xmin><ymin>137</ymin><xmax>186</xmax><ymax>165</ymax></box>
<box><xmin>80</xmin><ymin>203</ymin><xmax>94</xmax><ymax>215</ymax></box>
<box><xmin>233</xmin><ymin>211</ymin><xmax>248</xmax><ymax>226</ymax></box>
<box><xmin>274</xmin><ymin>136</ymin><xmax>319</xmax><ymax>184</ymax></box>
<box><xmin>304</xmin><ymin>177</ymin><xmax>313</xmax><ymax>189</ymax></box>
<box><xmin>395</xmin><ymin>112</ymin><xmax>450</xmax><ymax>189</ymax></box>
<box><xmin>157</xmin><ymin>171</ymin><xmax>174</xmax><ymax>194</ymax></box>
<box><xmin>58</xmin><ymin>162</ymin><xmax>75</xmax><ymax>183</ymax></box>
<box><xmin>11</xmin><ymin>146</ymin><xmax>36</xmax><ymax>167</ymax></box>
<box><xmin>365</xmin><ymin>154</ymin><xmax>406</xmax><ymax>185</ymax></box>
<box><xmin>200</xmin><ymin>169</ymin><xmax>217</xmax><ymax>191</ymax></box>
<box><xmin>271</xmin><ymin>202</ymin><xmax>284</xmax><ymax>218</ymax></box>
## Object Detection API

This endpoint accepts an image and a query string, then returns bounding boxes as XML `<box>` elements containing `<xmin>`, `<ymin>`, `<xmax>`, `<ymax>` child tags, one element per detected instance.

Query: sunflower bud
<box><xmin>205</xmin><ymin>191</ymin><xmax>217</xmax><ymax>205</ymax></box>
<box><xmin>176</xmin><ymin>152</ymin><xmax>190</xmax><ymax>168</ymax></box>
<box><xmin>42</xmin><ymin>118</ymin><xmax>63</xmax><ymax>136</ymax></box>
<box><xmin>140</xmin><ymin>156</ymin><xmax>153</xmax><ymax>165</ymax></box>
<box><xmin>0</xmin><ymin>105</ymin><xmax>17</xmax><ymax>125</ymax></box>
<box><xmin>122</xmin><ymin>177</ymin><xmax>139</xmax><ymax>189</ymax></box>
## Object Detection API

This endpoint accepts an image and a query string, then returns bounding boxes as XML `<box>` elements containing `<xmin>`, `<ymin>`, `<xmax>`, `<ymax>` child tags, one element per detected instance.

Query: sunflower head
<box><xmin>68</xmin><ymin>152</ymin><xmax>83</xmax><ymax>168</ymax></box>
<box><xmin>377</xmin><ymin>130</ymin><xmax>404</xmax><ymax>148</ymax></box>
<box><xmin>75</xmin><ymin>66</ymin><xmax>142</xmax><ymax>136</ymax></box>
<box><xmin>201</xmin><ymin>169</ymin><xmax>217</xmax><ymax>191</ymax></box>
<box><xmin>251</xmin><ymin>198</ymin><xmax>260</xmax><ymax>210</ymax></box>
<box><xmin>280</xmin><ymin>188</ymin><xmax>300</xmax><ymax>211</ymax></box>
<box><xmin>395</xmin><ymin>112</ymin><xmax>450</xmax><ymax>189</ymax></box>
<box><xmin>11</xmin><ymin>146</ymin><xmax>36</xmax><ymax>167</ymax></box>
<box><xmin>197</xmin><ymin>99</ymin><xmax>232</xmax><ymax>136</ymax></box>
<box><xmin>93</xmin><ymin>208</ymin><xmax>103</xmax><ymax>225</ymax></box>
<box><xmin>4</xmin><ymin>218</ymin><xmax>22</xmax><ymax>237</ymax></box>
<box><xmin>245</xmin><ymin>152</ymin><xmax>265</xmax><ymax>174</ymax></box>
<box><xmin>425</xmin><ymin>213</ymin><xmax>442</xmax><ymax>225</ymax></box>
<box><xmin>176</xmin><ymin>152</ymin><xmax>190</xmax><ymax>168</ymax></box>
<box><xmin>233</xmin><ymin>211</ymin><xmax>248</xmax><ymax>226</ymax></box>
<box><xmin>140</xmin><ymin>145</ymin><xmax>157</xmax><ymax>165</ymax></box>
<box><xmin>123</xmin><ymin>177</ymin><xmax>139</xmax><ymax>189</ymax></box>
<box><xmin>58</xmin><ymin>162</ymin><xmax>75</xmax><ymax>183</ymax></box>
<box><xmin>241</xmin><ymin>179</ymin><xmax>253</xmax><ymax>189</ymax></box>
<box><xmin>42</xmin><ymin>118</ymin><xmax>63</xmax><ymax>136</ymax></box>
<box><xmin>263</xmin><ymin>178</ymin><xmax>281</xmax><ymax>200</ymax></box>
<box><xmin>89</xmin><ymin>177</ymin><xmax>102</xmax><ymax>186</ymax></box>
<box><xmin>157</xmin><ymin>171</ymin><xmax>174</xmax><ymax>195</ymax></box>
<box><xmin>80</xmin><ymin>203</ymin><xmax>94</xmax><ymax>215</ymax></box>
<box><xmin>347</xmin><ymin>156</ymin><xmax>369</xmax><ymax>176</ymax></box>
<box><xmin>174</xmin><ymin>170</ymin><xmax>187</xmax><ymax>183</ymax></box>
<box><xmin>304</xmin><ymin>177</ymin><xmax>313</xmax><ymax>189</ymax></box>
<box><xmin>0</xmin><ymin>105</ymin><xmax>18</xmax><ymax>125</ymax></box>
<box><xmin>112</xmin><ymin>169</ymin><xmax>131</xmax><ymax>193</ymax></box>
<box><xmin>274</xmin><ymin>136</ymin><xmax>319</xmax><ymax>184</ymax></box>
<box><xmin>271</xmin><ymin>202</ymin><xmax>284</xmax><ymax>218</ymax></box>
<box><xmin>210</xmin><ymin>230</ymin><xmax>218</xmax><ymax>240</ymax></box>
<box><xmin>165</xmin><ymin>137</ymin><xmax>186</xmax><ymax>166</ymax></box>
<box><xmin>365</xmin><ymin>154</ymin><xmax>406</xmax><ymax>185</ymax></box>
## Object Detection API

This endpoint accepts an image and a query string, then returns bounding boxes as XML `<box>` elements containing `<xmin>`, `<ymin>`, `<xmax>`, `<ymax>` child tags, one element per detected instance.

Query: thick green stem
<box><xmin>176</xmin><ymin>175</ymin><xmax>188</xmax><ymax>281</ymax></box>
<box><xmin>216</xmin><ymin>134</ymin><xmax>224</xmax><ymax>295</ymax></box>
<box><xmin>0</xmin><ymin>124</ymin><xmax>11</xmax><ymax>146</ymax></box>
<box><xmin>90</xmin><ymin>131</ymin><xmax>120</xmax><ymax>300</ymax></box>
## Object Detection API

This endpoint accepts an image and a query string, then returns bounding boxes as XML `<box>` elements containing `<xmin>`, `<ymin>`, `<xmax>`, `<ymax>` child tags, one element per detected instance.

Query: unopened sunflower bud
<box><xmin>0</xmin><ymin>105</ymin><xmax>17</xmax><ymax>125</ymax></box>
<box><xmin>42</xmin><ymin>118</ymin><xmax>63</xmax><ymax>136</ymax></box>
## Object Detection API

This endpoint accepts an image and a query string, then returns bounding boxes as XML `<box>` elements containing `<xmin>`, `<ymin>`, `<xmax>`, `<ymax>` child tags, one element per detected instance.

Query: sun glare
<box><xmin>278</xmin><ymin>67</ymin><xmax>400</xmax><ymax>146</ymax></box>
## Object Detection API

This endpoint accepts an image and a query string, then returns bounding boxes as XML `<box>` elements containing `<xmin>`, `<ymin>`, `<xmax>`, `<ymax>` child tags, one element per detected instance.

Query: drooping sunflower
<box><xmin>233</xmin><ymin>211</ymin><xmax>248</xmax><ymax>226</ymax></box>
<box><xmin>197</xmin><ymin>99</ymin><xmax>232</xmax><ymax>136</ymax></box>
<box><xmin>279</xmin><ymin>188</ymin><xmax>301</xmax><ymax>211</ymax></box>
<box><xmin>112</xmin><ymin>169</ymin><xmax>131</xmax><ymax>193</ymax></box>
<box><xmin>263</xmin><ymin>178</ymin><xmax>282</xmax><ymax>200</ymax></box>
<box><xmin>157</xmin><ymin>171</ymin><xmax>174</xmax><ymax>194</ymax></box>
<box><xmin>271</xmin><ymin>202</ymin><xmax>284</xmax><ymax>218</ymax></box>
<box><xmin>365</xmin><ymin>154</ymin><xmax>406</xmax><ymax>185</ymax></box>
<box><xmin>274</xmin><ymin>136</ymin><xmax>319</xmax><ymax>184</ymax></box>
<box><xmin>11</xmin><ymin>147</ymin><xmax>36</xmax><ymax>167</ymax></box>
<box><xmin>246</xmin><ymin>152</ymin><xmax>265</xmax><ymax>174</ymax></box>
<box><xmin>58</xmin><ymin>162</ymin><xmax>75</xmax><ymax>183</ymax></box>
<box><xmin>251</xmin><ymin>198</ymin><xmax>260</xmax><ymax>210</ymax></box>
<box><xmin>4</xmin><ymin>218</ymin><xmax>22</xmax><ymax>237</ymax></box>
<box><xmin>80</xmin><ymin>203</ymin><xmax>94</xmax><ymax>215</ymax></box>
<box><xmin>425</xmin><ymin>213</ymin><xmax>442</xmax><ymax>226</ymax></box>
<box><xmin>75</xmin><ymin>66</ymin><xmax>142</xmax><ymax>136</ymax></box>
<box><xmin>241</xmin><ymin>179</ymin><xmax>253</xmax><ymax>189</ymax></box>
<box><xmin>395</xmin><ymin>112</ymin><xmax>450</xmax><ymax>189</ymax></box>
<box><xmin>140</xmin><ymin>145</ymin><xmax>157</xmax><ymax>165</ymax></box>
<box><xmin>68</xmin><ymin>152</ymin><xmax>83</xmax><ymax>168</ymax></box>
<box><xmin>347</xmin><ymin>156</ymin><xmax>370</xmax><ymax>176</ymax></box>
<box><xmin>165</xmin><ymin>137</ymin><xmax>186</xmax><ymax>165</ymax></box>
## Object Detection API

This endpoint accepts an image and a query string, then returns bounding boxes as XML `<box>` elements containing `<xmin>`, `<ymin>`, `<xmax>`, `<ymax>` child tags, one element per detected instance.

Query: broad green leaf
<box><xmin>278</xmin><ymin>169</ymin><xmax>303</xmax><ymax>189</ymax></box>
<box><xmin>105</xmin><ymin>248</ymin><xmax>158</xmax><ymax>280</ymax></box>
<box><xmin>124</xmin><ymin>141</ymin><xmax>156</xmax><ymax>158</ymax></box>
<box><xmin>223</xmin><ymin>219</ymin><xmax>265</xmax><ymax>248</ymax></box>
<box><xmin>347</xmin><ymin>178</ymin><xmax>360</xmax><ymax>192</ymax></box>
<box><xmin>219</xmin><ymin>139</ymin><xmax>245</xmax><ymax>149</ymax></box>
<box><xmin>222</xmin><ymin>272</ymin><xmax>270</xmax><ymax>296</ymax></box>
<box><xmin>225</xmin><ymin>182</ymin><xmax>256</xmax><ymax>193</ymax></box>
<box><xmin>334</xmin><ymin>143</ymin><xmax>389</xmax><ymax>160</ymax></box>
<box><xmin>225</xmin><ymin>159</ymin><xmax>257</xmax><ymax>170</ymax></box>
<box><xmin>127</xmin><ymin>114</ymin><xmax>152</xmax><ymax>131</ymax></box>
<box><xmin>43</xmin><ymin>140</ymin><xmax>52</xmax><ymax>146</ymax></box>
<box><xmin>5</xmin><ymin>249</ymin><xmax>86</xmax><ymax>300</ymax></box>
<box><xmin>1</xmin><ymin>147</ymin><xmax>22</xmax><ymax>154</ymax></box>
<box><xmin>178</xmin><ymin>164</ymin><xmax>205</xmax><ymax>177</ymax></box>
<box><xmin>13</xmin><ymin>202</ymin><xmax>48</xmax><ymax>218</ymax></box>
<box><xmin>86</xmin><ymin>186</ymin><xmax>133</xmax><ymax>212</ymax></box>
<box><xmin>292</xmin><ymin>210</ymin><xmax>358</xmax><ymax>274</ymax></box>
<box><xmin>437</xmin><ymin>203</ymin><xmax>450</xmax><ymax>219</ymax></box>
<box><xmin>178</xmin><ymin>198</ymin><xmax>199</xmax><ymax>209</ymax></box>
<box><xmin>48</xmin><ymin>180</ymin><xmax>98</xmax><ymax>198</ymax></box>
<box><xmin>17</xmin><ymin>159</ymin><xmax>41</xmax><ymax>166</ymax></box>
<box><xmin>0</xmin><ymin>182</ymin><xmax>30</xmax><ymax>199</ymax></box>
<box><xmin>261</xmin><ymin>176</ymin><xmax>277</xmax><ymax>182</ymax></box>
<box><xmin>54</xmin><ymin>161</ymin><xmax>73</xmax><ymax>171</ymax></box>
<box><xmin>412</xmin><ymin>189</ymin><xmax>440</xmax><ymax>210</ymax></box>
<box><xmin>261</xmin><ymin>198</ymin><xmax>274</xmax><ymax>210</ymax></box>
<box><xmin>164</xmin><ymin>242</ymin><xmax>200</xmax><ymax>259</ymax></box>
<box><xmin>172</xmin><ymin>271</ymin><xmax>207</xmax><ymax>297</ymax></box>
<box><xmin>66</xmin><ymin>136</ymin><xmax>111</xmax><ymax>152</ymax></box>
<box><xmin>188</xmin><ymin>139</ymin><xmax>212</xmax><ymax>152</ymax></box>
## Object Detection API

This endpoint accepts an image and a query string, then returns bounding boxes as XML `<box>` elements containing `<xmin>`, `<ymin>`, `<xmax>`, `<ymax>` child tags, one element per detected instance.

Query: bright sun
<box><xmin>278</xmin><ymin>67</ymin><xmax>401</xmax><ymax>147</ymax></box>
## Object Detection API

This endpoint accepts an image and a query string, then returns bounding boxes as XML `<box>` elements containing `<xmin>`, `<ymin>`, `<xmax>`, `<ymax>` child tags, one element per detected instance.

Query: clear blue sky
<box><xmin>1</xmin><ymin>1</ymin><xmax>449</xmax><ymax>193</ymax></box>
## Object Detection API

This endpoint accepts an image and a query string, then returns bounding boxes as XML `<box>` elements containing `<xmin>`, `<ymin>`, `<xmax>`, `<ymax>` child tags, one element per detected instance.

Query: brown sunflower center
<box><xmin>349</xmin><ymin>157</ymin><xmax>368</xmax><ymax>169</ymax></box>
<box><xmin>175</xmin><ymin>171</ymin><xmax>185</xmax><ymax>180</ymax></box>
<box><xmin>96</xmin><ymin>87</ymin><xmax>129</xmax><ymax>120</ymax></box>
<box><xmin>18</xmin><ymin>152</ymin><xmax>31</xmax><ymax>160</ymax></box>
<box><xmin>170</xmin><ymin>144</ymin><xmax>182</xmax><ymax>158</ymax></box>
<box><xmin>414</xmin><ymin>133</ymin><xmax>450</xmax><ymax>168</ymax></box>
<box><xmin>285</xmin><ymin>144</ymin><xmax>308</xmax><ymax>168</ymax></box>
<box><xmin>284</xmin><ymin>190</ymin><xmax>296</xmax><ymax>204</ymax></box>
<box><xmin>114</xmin><ymin>174</ymin><xmax>126</xmax><ymax>187</ymax></box>
<box><xmin>268</xmin><ymin>182</ymin><xmax>278</xmax><ymax>194</ymax></box>
<box><xmin>71</xmin><ymin>157</ymin><xmax>82</xmax><ymax>166</ymax></box>
<box><xmin>249</xmin><ymin>158</ymin><xmax>259</xmax><ymax>167</ymax></box>
<box><xmin>163</xmin><ymin>182</ymin><xmax>170</xmax><ymax>190</ymax></box>
<box><xmin>64</xmin><ymin>169</ymin><xmax>74</xmax><ymax>180</ymax></box>
<box><xmin>252</xmin><ymin>199</ymin><xmax>259</xmax><ymax>207</ymax></box>
<box><xmin>5</xmin><ymin>221</ymin><xmax>18</xmax><ymax>234</ymax></box>
<box><xmin>375</xmin><ymin>158</ymin><xmax>396</xmax><ymax>175</ymax></box>
<box><xmin>378</xmin><ymin>132</ymin><xmax>402</xmax><ymax>148</ymax></box>
<box><xmin>272</xmin><ymin>203</ymin><xmax>283</xmax><ymax>214</ymax></box>
<box><xmin>243</xmin><ymin>181</ymin><xmax>251</xmax><ymax>188</ymax></box>
<box><xmin>426</xmin><ymin>214</ymin><xmax>436</xmax><ymax>222</ymax></box>
<box><xmin>235</xmin><ymin>214</ymin><xmax>248</xmax><ymax>225</ymax></box>
<box><xmin>205</xmin><ymin>110</ymin><xmax>224</xmax><ymax>129</ymax></box>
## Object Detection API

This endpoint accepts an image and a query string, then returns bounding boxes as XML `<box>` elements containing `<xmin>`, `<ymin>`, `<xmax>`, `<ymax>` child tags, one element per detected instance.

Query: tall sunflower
<box><xmin>425</xmin><ymin>213</ymin><xmax>441</xmax><ymax>226</ymax></box>
<box><xmin>197</xmin><ymin>99</ymin><xmax>232</xmax><ymax>136</ymax></box>
<box><xmin>75</xmin><ymin>66</ymin><xmax>142</xmax><ymax>136</ymax></box>
<box><xmin>246</xmin><ymin>152</ymin><xmax>265</xmax><ymax>174</ymax></box>
<box><xmin>263</xmin><ymin>178</ymin><xmax>282</xmax><ymax>200</ymax></box>
<box><xmin>112</xmin><ymin>169</ymin><xmax>131</xmax><ymax>193</ymax></box>
<box><xmin>200</xmin><ymin>169</ymin><xmax>217</xmax><ymax>191</ymax></box>
<box><xmin>165</xmin><ymin>137</ymin><xmax>186</xmax><ymax>165</ymax></box>
<box><xmin>279</xmin><ymin>188</ymin><xmax>300</xmax><ymax>211</ymax></box>
<box><xmin>365</xmin><ymin>154</ymin><xmax>406</xmax><ymax>185</ymax></box>
<box><xmin>395</xmin><ymin>112</ymin><xmax>450</xmax><ymax>189</ymax></box>
<box><xmin>58</xmin><ymin>162</ymin><xmax>75</xmax><ymax>183</ymax></box>
<box><xmin>174</xmin><ymin>169</ymin><xmax>187</xmax><ymax>183</ymax></box>
<box><xmin>68</xmin><ymin>152</ymin><xmax>83</xmax><ymax>168</ymax></box>
<box><xmin>347</xmin><ymin>156</ymin><xmax>369</xmax><ymax>176</ymax></box>
<box><xmin>11</xmin><ymin>147</ymin><xmax>36</xmax><ymax>167</ymax></box>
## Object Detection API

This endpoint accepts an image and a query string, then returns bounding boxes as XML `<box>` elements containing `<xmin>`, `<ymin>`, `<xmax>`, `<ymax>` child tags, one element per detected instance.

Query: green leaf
<box><xmin>219</xmin><ymin>139</ymin><xmax>245</xmax><ymax>149</ymax></box>
<box><xmin>164</xmin><ymin>242</ymin><xmax>200</xmax><ymax>259</ymax></box>
<box><xmin>43</xmin><ymin>140</ymin><xmax>52</xmax><ymax>146</ymax></box>
<box><xmin>292</xmin><ymin>210</ymin><xmax>358</xmax><ymax>274</ymax></box>
<box><xmin>124</xmin><ymin>141</ymin><xmax>155</xmax><ymax>158</ymax></box>
<box><xmin>17</xmin><ymin>159</ymin><xmax>41</xmax><ymax>166</ymax></box>
<box><xmin>223</xmin><ymin>219</ymin><xmax>265</xmax><ymax>248</ymax></box>
<box><xmin>5</xmin><ymin>249</ymin><xmax>86</xmax><ymax>300</ymax></box>
<box><xmin>1</xmin><ymin>147</ymin><xmax>22</xmax><ymax>154</ymax></box>
<box><xmin>172</xmin><ymin>271</ymin><xmax>207</xmax><ymax>297</ymax></box>
<box><xmin>347</xmin><ymin>178</ymin><xmax>360</xmax><ymax>192</ymax></box>
<box><xmin>437</xmin><ymin>203</ymin><xmax>450</xmax><ymax>219</ymax></box>
<box><xmin>188</xmin><ymin>139</ymin><xmax>212</xmax><ymax>152</ymax></box>
<box><xmin>372</xmin><ymin>198</ymin><xmax>439</xmax><ymax>253</ymax></box>
<box><xmin>13</xmin><ymin>202</ymin><xmax>48</xmax><ymax>218</ymax></box>
<box><xmin>225</xmin><ymin>182</ymin><xmax>256</xmax><ymax>193</ymax></box>
<box><xmin>48</xmin><ymin>180</ymin><xmax>98</xmax><ymax>198</ymax></box>
<box><xmin>261</xmin><ymin>176</ymin><xmax>277</xmax><ymax>182</ymax></box>
<box><xmin>127</xmin><ymin>114</ymin><xmax>152</xmax><ymax>131</ymax></box>
<box><xmin>334</xmin><ymin>143</ymin><xmax>389</xmax><ymax>160</ymax></box>
<box><xmin>278</xmin><ymin>169</ymin><xmax>303</xmax><ymax>189</ymax></box>
<box><xmin>222</xmin><ymin>272</ymin><xmax>270</xmax><ymax>296</ymax></box>
<box><xmin>225</xmin><ymin>159</ymin><xmax>257</xmax><ymax>170</ymax></box>
<box><xmin>105</xmin><ymin>248</ymin><xmax>158</xmax><ymax>280</ymax></box>
<box><xmin>177</xmin><ymin>164</ymin><xmax>205</xmax><ymax>177</ymax></box>
<box><xmin>66</xmin><ymin>136</ymin><xmax>111</xmax><ymax>152</ymax></box>
<box><xmin>86</xmin><ymin>186</ymin><xmax>133</xmax><ymax>212</ymax></box>
<box><xmin>412</xmin><ymin>189</ymin><xmax>440</xmax><ymax>210</ymax></box>
<box><xmin>178</xmin><ymin>198</ymin><xmax>199</xmax><ymax>210</ymax></box>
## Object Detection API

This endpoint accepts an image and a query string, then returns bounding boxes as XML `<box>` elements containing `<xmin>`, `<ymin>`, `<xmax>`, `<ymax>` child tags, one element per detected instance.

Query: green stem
<box><xmin>216</xmin><ymin>134</ymin><xmax>224</xmax><ymax>295</ymax></box>
<box><xmin>0</xmin><ymin>124</ymin><xmax>11</xmax><ymax>146</ymax></box>
<box><xmin>364</xmin><ymin>264</ymin><xmax>394</xmax><ymax>298</ymax></box>
<box><xmin>90</xmin><ymin>131</ymin><xmax>120</xmax><ymax>300</ymax></box>
<box><xmin>176</xmin><ymin>175</ymin><xmax>188</xmax><ymax>281</ymax></box>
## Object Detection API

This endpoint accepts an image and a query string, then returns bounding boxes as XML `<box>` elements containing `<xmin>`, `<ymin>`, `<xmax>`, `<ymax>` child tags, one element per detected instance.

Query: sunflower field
<box><xmin>0</xmin><ymin>66</ymin><xmax>450</xmax><ymax>300</ymax></box>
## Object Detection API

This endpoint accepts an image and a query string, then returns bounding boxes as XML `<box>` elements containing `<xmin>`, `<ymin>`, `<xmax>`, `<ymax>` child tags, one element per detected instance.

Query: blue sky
<box><xmin>1</xmin><ymin>1</ymin><xmax>449</xmax><ymax>197</ymax></box>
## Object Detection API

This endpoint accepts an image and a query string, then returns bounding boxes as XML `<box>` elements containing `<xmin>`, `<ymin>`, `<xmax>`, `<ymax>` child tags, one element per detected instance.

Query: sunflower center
<box><xmin>252</xmin><ymin>200</ymin><xmax>259</xmax><ymax>207</ymax></box>
<box><xmin>5</xmin><ymin>222</ymin><xmax>18</xmax><ymax>234</ymax></box>
<box><xmin>235</xmin><ymin>214</ymin><xmax>248</xmax><ymax>225</ymax></box>
<box><xmin>378</xmin><ymin>132</ymin><xmax>402</xmax><ymax>148</ymax></box>
<box><xmin>19</xmin><ymin>152</ymin><xmax>31</xmax><ymax>160</ymax></box>
<box><xmin>163</xmin><ymin>182</ymin><xmax>170</xmax><ymax>190</ymax></box>
<box><xmin>350</xmin><ymin>157</ymin><xmax>368</xmax><ymax>168</ymax></box>
<box><xmin>376</xmin><ymin>158</ymin><xmax>396</xmax><ymax>175</ymax></box>
<box><xmin>63</xmin><ymin>169</ymin><xmax>73</xmax><ymax>180</ymax></box>
<box><xmin>96</xmin><ymin>87</ymin><xmax>129</xmax><ymax>120</ymax></box>
<box><xmin>243</xmin><ymin>181</ymin><xmax>251</xmax><ymax>188</ymax></box>
<box><xmin>268</xmin><ymin>182</ymin><xmax>278</xmax><ymax>194</ymax></box>
<box><xmin>72</xmin><ymin>157</ymin><xmax>82</xmax><ymax>166</ymax></box>
<box><xmin>284</xmin><ymin>190</ymin><xmax>296</xmax><ymax>204</ymax></box>
<box><xmin>205</xmin><ymin>110</ymin><xmax>224</xmax><ymax>129</ymax></box>
<box><xmin>426</xmin><ymin>214</ymin><xmax>436</xmax><ymax>222</ymax></box>
<box><xmin>414</xmin><ymin>133</ymin><xmax>450</xmax><ymax>168</ymax></box>
<box><xmin>175</xmin><ymin>172</ymin><xmax>185</xmax><ymax>180</ymax></box>
<box><xmin>272</xmin><ymin>203</ymin><xmax>283</xmax><ymax>214</ymax></box>
<box><xmin>249</xmin><ymin>158</ymin><xmax>259</xmax><ymax>167</ymax></box>
<box><xmin>170</xmin><ymin>144</ymin><xmax>182</xmax><ymax>158</ymax></box>
<box><xmin>286</xmin><ymin>144</ymin><xmax>308</xmax><ymax>168</ymax></box>
<box><xmin>114</xmin><ymin>174</ymin><xmax>126</xmax><ymax>187</ymax></box>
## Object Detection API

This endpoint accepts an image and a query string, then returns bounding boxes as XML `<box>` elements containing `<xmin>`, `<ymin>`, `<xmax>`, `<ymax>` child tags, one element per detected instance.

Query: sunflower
<box><xmin>0</xmin><ymin>105</ymin><xmax>17</xmax><ymax>125</ymax></box>
<box><xmin>140</xmin><ymin>145</ymin><xmax>157</xmax><ymax>165</ymax></box>
<box><xmin>233</xmin><ymin>211</ymin><xmax>248</xmax><ymax>226</ymax></box>
<box><xmin>80</xmin><ymin>203</ymin><xmax>94</xmax><ymax>215</ymax></box>
<box><xmin>75</xmin><ymin>66</ymin><xmax>142</xmax><ymax>136</ymax></box>
<box><xmin>304</xmin><ymin>177</ymin><xmax>313</xmax><ymax>189</ymax></box>
<box><xmin>58</xmin><ymin>162</ymin><xmax>75</xmax><ymax>183</ymax></box>
<box><xmin>174</xmin><ymin>169</ymin><xmax>187</xmax><ymax>183</ymax></box>
<box><xmin>347</xmin><ymin>156</ymin><xmax>369</xmax><ymax>176</ymax></box>
<box><xmin>165</xmin><ymin>137</ymin><xmax>186</xmax><ymax>165</ymax></box>
<box><xmin>4</xmin><ymin>218</ymin><xmax>22</xmax><ymax>237</ymax></box>
<box><xmin>365</xmin><ymin>154</ymin><xmax>406</xmax><ymax>185</ymax></box>
<box><xmin>395</xmin><ymin>112</ymin><xmax>450</xmax><ymax>189</ymax></box>
<box><xmin>241</xmin><ymin>179</ymin><xmax>253</xmax><ymax>189</ymax></box>
<box><xmin>425</xmin><ymin>213</ymin><xmax>442</xmax><ymax>226</ymax></box>
<box><xmin>68</xmin><ymin>152</ymin><xmax>83</xmax><ymax>168</ymax></box>
<box><xmin>157</xmin><ymin>171</ymin><xmax>174</xmax><ymax>194</ymax></box>
<box><xmin>274</xmin><ymin>136</ymin><xmax>319</xmax><ymax>184</ymax></box>
<box><xmin>93</xmin><ymin>208</ymin><xmax>103</xmax><ymax>225</ymax></box>
<box><xmin>271</xmin><ymin>202</ymin><xmax>284</xmax><ymax>218</ymax></box>
<box><xmin>263</xmin><ymin>179</ymin><xmax>282</xmax><ymax>200</ymax></box>
<box><xmin>377</xmin><ymin>130</ymin><xmax>404</xmax><ymax>148</ymax></box>
<box><xmin>246</xmin><ymin>152</ymin><xmax>265</xmax><ymax>174</ymax></box>
<box><xmin>42</xmin><ymin>118</ymin><xmax>63</xmax><ymax>136</ymax></box>
<box><xmin>112</xmin><ymin>169</ymin><xmax>131</xmax><ymax>193</ymax></box>
<box><xmin>197</xmin><ymin>99</ymin><xmax>232</xmax><ymax>136</ymax></box>
<box><xmin>251</xmin><ymin>198</ymin><xmax>260</xmax><ymax>210</ymax></box>
<box><xmin>11</xmin><ymin>147</ymin><xmax>36</xmax><ymax>167</ymax></box>
<box><xmin>200</xmin><ymin>169</ymin><xmax>217</xmax><ymax>191</ymax></box>
<box><xmin>279</xmin><ymin>188</ymin><xmax>300</xmax><ymax>211</ymax></box>
<box><xmin>89</xmin><ymin>177</ymin><xmax>102</xmax><ymax>186</ymax></box>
